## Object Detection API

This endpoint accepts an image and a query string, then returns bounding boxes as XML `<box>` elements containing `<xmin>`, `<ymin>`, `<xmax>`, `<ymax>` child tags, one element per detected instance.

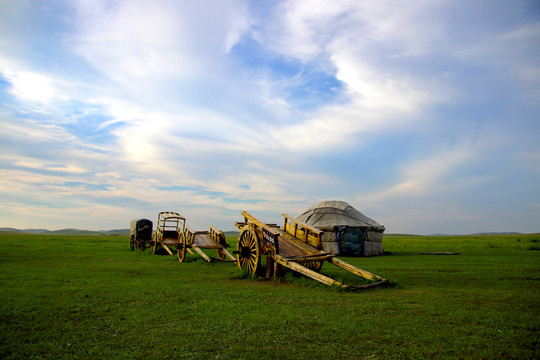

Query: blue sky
<box><xmin>1</xmin><ymin>0</ymin><xmax>539</xmax><ymax>234</ymax></box>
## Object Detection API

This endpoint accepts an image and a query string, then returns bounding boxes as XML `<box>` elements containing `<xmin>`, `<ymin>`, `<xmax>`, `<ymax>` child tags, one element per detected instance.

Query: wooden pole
<box><xmin>265</xmin><ymin>256</ymin><xmax>274</xmax><ymax>279</ymax></box>
<box><xmin>162</xmin><ymin>243</ymin><xmax>174</xmax><ymax>256</ymax></box>
<box><xmin>330</xmin><ymin>257</ymin><xmax>386</xmax><ymax>282</ymax></box>
<box><xmin>222</xmin><ymin>248</ymin><xmax>237</xmax><ymax>261</ymax></box>
<box><xmin>193</xmin><ymin>247</ymin><xmax>212</xmax><ymax>262</ymax></box>
<box><xmin>274</xmin><ymin>261</ymin><xmax>284</xmax><ymax>279</ymax></box>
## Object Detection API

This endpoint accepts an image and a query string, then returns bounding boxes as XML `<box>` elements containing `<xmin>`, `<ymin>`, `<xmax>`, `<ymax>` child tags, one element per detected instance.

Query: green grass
<box><xmin>0</xmin><ymin>233</ymin><xmax>539</xmax><ymax>359</ymax></box>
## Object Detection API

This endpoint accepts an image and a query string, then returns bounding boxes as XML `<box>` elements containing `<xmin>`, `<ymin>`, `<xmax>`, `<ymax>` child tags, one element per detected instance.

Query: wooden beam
<box><xmin>241</xmin><ymin>211</ymin><xmax>280</xmax><ymax>236</ymax></box>
<box><xmin>274</xmin><ymin>255</ymin><xmax>343</xmax><ymax>287</ymax></box>
<box><xmin>330</xmin><ymin>257</ymin><xmax>386</xmax><ymax>282</ymax></box>
<box><xmin>161</xmin><ymin>243</ymin><xmax>174</xmax><ymax>256</ymax></box>
<box><xmin>222</xmin><ymin>248</ymin><xmax>236</xmax><ymax>261</ymax></box>
<box><xmin>290</xmin><ymin>255</ymin><xmax>334</xmax><ymax>263</ymax></box>
<box><xmin>265</xmin><ymin>256</ymin><xmax>274</xmax><ymax>279</ymax></box>
<box><xmin>193</xmin><ymin>246</ymin><xmax>212</xmax><ymax>262</ymax></box>
<box><xmin>281</xmin><ymin>213</ymin><xmax>323</xmax><ymax>236</ymax></box>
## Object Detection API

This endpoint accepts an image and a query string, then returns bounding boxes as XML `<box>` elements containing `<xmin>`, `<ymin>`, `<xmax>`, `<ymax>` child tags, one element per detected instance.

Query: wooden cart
<box><xmin>234</xmin><ymin>211</ymin><xmax>387</xmax><ymax>290</ymax></box>
<box><xmin>177</xmin><ymin>225</ymin><xmax>236</xmax><ymax>263</ymax></box>
<box><xmin>151</xmin><ymin>211</ymin><xmax>185</xmax><ymax>256</ymax></box>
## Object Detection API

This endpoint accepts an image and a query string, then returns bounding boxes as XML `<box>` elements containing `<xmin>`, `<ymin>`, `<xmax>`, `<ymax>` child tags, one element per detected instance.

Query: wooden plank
<box><xmin>158</xmin><ymin>211</ymin><xmax>185</xmax><ymax>220</ymax></box>
<box><xmin>291</xmin><ymin>255</ymin><xmax>334</xmax><ymax>263</ymax></box>
<box><xmin>274</xmin><ymin>261</ymin><xmax>284</xmax><ymax>279</ymax></box>
<box><xmin>192</xmin><ymin>246</ymin><xmax>212</xmax><ymax>262</ymax></box>
<box><xmin>274</xmin><ymin>254</ymin><xmax>388</xmax><ymax>290</ymax></box>
<box><xmin>282</xmin><ymin>213</ymin><xmax>322</xmax><ymax>249</ymax></box>
<box><xmin>161</xmin><ymin>243</ymin><xmax>174</xmax><ymax>256</ymax></box>
<box><xmin>274</xmin><ymin>255</ymin><xmax>343</xmax><ymax>287</ymax></box>
<box><xmin>281</xmin><ymin>213</ymin><xmax>323</xmax><ymax>235</ymax></box>
<box><xmin>265</xmin><ymin>256</ymin><xmax>274</xmax><ymax>280</ymax></box>
<box><xmin>221</xmin><ymin>248</ymin><xmax>236</xmax><ymax>261</ymax></box>
<box><xmin>193</xmin><ymin>233</ymin><xmax>222</xmax><ymax>248</ymax></box>
<box><xmin>330</xmin><ymin>257</ymin><xmax>386</xmax><ymax>282</ymax></box>
<box><xmin>271</xmin><ymin>229</ymin><xmax>327</xmax><ymax>259</ymax></box>
<box><xmin>241</xmin><ymin>211</ymin><xmax>280</xmax><ymax>236</ymax></box>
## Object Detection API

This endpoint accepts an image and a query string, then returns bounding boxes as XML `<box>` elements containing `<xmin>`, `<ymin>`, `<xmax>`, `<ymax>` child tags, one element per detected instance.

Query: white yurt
<box><xmin>297</xmin><ymin>200</ymin><xmax>385</xmax><ymax>256</ymax></box>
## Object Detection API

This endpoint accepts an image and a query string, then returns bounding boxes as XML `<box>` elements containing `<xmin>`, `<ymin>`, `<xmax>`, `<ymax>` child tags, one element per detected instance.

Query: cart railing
<box><xmin>184</xmin><ymin>225</ymin><xmax>199</xmax><ymax>246</ymax></box>
<box><xmin>156</xmin><ymin>212</ymin><xmax>185</xmax><ymax>232</ymax></box>
<box><xmin>179</xmin><ymin>224</ymin><xmax>236</xmax><ymax>263</ymax></box>
<box><xmin>239</xmin><ymin>211</ymin><xmax>280</xmax><ymax>233</ymax></box>
<box><xmin>281</xmin><ymin>213</ymin><xmax>323</xmax><ymax>249</ymax></box>
<box><xmin>209</xmin><ymin>225</ymin><xmax>227</xmax><ymax>248</ymax></box>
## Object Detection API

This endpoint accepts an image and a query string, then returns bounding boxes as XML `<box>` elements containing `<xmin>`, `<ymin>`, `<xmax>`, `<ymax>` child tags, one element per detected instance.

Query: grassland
<box><xmin>0</xmin><ymin>232</ymin><xmax>538</xmax><ymax>359</ymax></box>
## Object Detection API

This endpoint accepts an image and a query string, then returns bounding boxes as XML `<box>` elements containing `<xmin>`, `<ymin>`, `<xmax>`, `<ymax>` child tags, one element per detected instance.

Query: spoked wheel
<box><xmin>177</xmin><ymin>231</ymin><xmax>187</xmax><ymax>263</ymax></box>
<box><xmin>139</xmin><ymin>239</ymin><xmax>146</xmax><ymax>251</ymax></box>
<box><xmin>217</xmin><ymin>247</ymin><xmax>225</xmax><ymax>260</ymax></box>
<box><xmin>151</xmin><ymin>233</ymin><xmax>159</xmax><ymax>255</ymax></box>
<box><xmin>130</xmin><ymin>236</ymin><xmax>135</xmax><ymax>251</ymax></box>
<box><xmin>216</xmin><ymin>231</ymin><xmax>227</xmax><ymax>260</ymax></box>
<box><xmin>304</xmin><ymin>260</ymin><xmax>323</xmax><ymax>272</ymax></box>
<box><xmin>237</xmin><ymin>225</ymin><xmax>260</xmax><ymax>276</ymax></box>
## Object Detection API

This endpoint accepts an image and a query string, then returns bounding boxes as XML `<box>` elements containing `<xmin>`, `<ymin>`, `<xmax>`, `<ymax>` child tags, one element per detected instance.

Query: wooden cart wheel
<box><xmin>139</xmin><ymin>238</ymin><xmax>146</xmax><ymax>251</ymax></box>
<box><xmin>151</xmin><ymin>233</ymin><xmax>158</xmax><ymax>255</ymax></box>
<box><xmin>217</xmin><ymin>230</ymin><xmax>226</xmax><ymax>260</ymax></box>
<box><xmin>237</xmin><ymin>225</ymin><xmax>260</xmax><ymax>276</ymax></box>
<box><xmin>177</xmin><ymin>231</ymin><xmax>187</xmax><ymax>263</ymax></box>
<box><xmin>130</xmin><ymin>236</ymin><xmax>135</xmax><ymax>250</ymax></box>
<box><xmin>304</xmin><ymin>260</ymin><xmax>323</xmax><ymax>272</ymax></box>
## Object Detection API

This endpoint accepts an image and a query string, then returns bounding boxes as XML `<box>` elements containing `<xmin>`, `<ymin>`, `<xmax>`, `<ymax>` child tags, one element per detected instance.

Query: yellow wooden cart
<box><xmin>178</xmin><ymin>225</ymin><xmax>236</xmax><ymax>263</ymax></box>
<box><xmin>234</xmin><ymin>211</ymin><xmax>387</xmax><ymax>290</ymax></box>
<box><xmin>151</xmin><ymin>211</ymin><xmax>186</xmax><ymax>256</ymax></box>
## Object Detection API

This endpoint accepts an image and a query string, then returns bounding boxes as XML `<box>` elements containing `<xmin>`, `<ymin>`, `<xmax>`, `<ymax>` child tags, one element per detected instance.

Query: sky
<box><xmin>0</xmin><ymin>0</ymin><xmax>539</xmax><ymax>234</ymax></box>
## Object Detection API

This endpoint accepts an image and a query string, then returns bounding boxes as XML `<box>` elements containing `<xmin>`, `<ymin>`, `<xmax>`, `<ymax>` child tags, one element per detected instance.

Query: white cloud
<box><xmin>2</xmin><ymin>69</ymin><xmax>61</xmax><ymax>103</ymax></box>
<box><xmin>259</xmin><ymin>0</ymin><xmax>452</xmax><ymax>62</ymax></box>
<box><xmin>358</xmin><ymin>142</ymin><xmax>476</xmax><ymax>205</ymax></box>
<box><xmin>266</xmin><ymin>60</ymin><xmax>433</xmax><ymax>152</ymax></box>
<box><xmin>260</xmin><ymin>0</ymin><xmax>354</xmax><ymax>60</ymax></box>
<box><xmin>70</xmin><ymin>0</ymin><xmax>251</xmax><ymax>89</ymax></box>
<box><xmin>255</xmin><ymin>1</ymin><xmax>443</xmax><ymax>152</ymax></box>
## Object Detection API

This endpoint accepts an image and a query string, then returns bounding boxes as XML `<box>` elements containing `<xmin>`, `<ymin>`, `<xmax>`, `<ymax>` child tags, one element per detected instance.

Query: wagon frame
<box><xmin>177</xmin><ymin>225</ymin><xmax>236</xmax><ymax>263</ymax></box>
<box><xmin>151</xmin><ymin>211</ymin><xmax>185</xmax><ymax>256</ymax></box>
<box><xmin>234</xmin><ymin>211</ymin><xmax>387</xmax><ymax>290</ymax></box>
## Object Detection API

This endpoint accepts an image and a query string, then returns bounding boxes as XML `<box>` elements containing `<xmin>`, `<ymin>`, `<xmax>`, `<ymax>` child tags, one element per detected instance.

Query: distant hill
<box><xmin>471</xmin><ymin>232</ymin><xmax>521</xmax><ymax>236</ymax></box>
<box><xmin>429</xmin><ymin>232</ymin><xmax>522</xmax><ymax>236</ymax></box>
<box><xmin>0</xmin><ymin>228</ymin><xmax>130</xmax><ymax>236</ymax></box>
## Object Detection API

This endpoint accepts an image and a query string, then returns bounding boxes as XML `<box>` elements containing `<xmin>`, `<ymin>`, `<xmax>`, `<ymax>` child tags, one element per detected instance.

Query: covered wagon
<box><xmin>130</xmin><ymin>218</ymin><xmax>153</xmax><ymax>250</ymax></box>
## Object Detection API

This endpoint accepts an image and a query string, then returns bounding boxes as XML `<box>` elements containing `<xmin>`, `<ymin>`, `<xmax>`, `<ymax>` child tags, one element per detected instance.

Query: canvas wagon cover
<box><xmin>130</xmin><ymin>218</ymin><xmax>153</xmax><ymax>236</ymax></box>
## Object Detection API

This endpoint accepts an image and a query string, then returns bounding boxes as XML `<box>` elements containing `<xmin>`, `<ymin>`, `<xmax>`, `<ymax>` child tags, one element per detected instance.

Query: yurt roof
<box><xmin>297</xmin><ymin>200</ymin><xmax>384</xmax><ymax>231</ymax></box>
